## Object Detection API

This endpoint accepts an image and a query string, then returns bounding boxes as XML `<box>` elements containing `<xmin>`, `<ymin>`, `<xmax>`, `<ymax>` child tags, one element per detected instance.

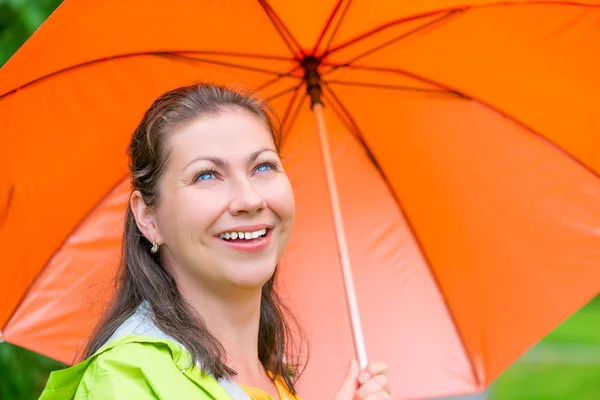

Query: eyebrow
<box><xmin>182</xmin><ymin>147</ymin><xmax>277</xmax><ymax>172</ymax></box>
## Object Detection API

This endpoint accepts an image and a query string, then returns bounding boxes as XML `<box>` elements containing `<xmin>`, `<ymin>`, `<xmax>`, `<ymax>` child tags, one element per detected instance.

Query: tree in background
<box><xmin>0</xmin><ymin>0</ymin><xmax>63</xmax><ymax>66</ymax></box>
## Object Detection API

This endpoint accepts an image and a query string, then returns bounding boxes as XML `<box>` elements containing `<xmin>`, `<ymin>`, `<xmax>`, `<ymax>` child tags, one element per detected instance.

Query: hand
<box><xmin>334</xmin><ymin>359</ymin><xmax>391</xmax><ymax>400</ymax></box>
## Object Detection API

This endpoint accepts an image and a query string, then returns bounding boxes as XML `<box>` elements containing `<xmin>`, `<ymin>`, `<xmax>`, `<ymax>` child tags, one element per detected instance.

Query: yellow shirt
<box><xmin>239</xmin><ymin>376</ymin><xmax>301</xmax><ymax>400</ymax></box>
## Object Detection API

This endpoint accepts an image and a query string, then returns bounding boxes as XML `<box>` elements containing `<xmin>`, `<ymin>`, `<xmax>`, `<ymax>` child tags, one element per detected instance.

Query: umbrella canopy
<box><xmin>1</xmin><ymin>1</ymin><xmax>600</xmax><ymax>398</ymax></box>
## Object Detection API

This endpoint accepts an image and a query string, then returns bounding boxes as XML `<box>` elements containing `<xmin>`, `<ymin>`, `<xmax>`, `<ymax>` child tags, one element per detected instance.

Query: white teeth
<box><xmin>220</xmin><ymin>228</ymin><xmax>268</xmax><ymax>241</ymax></box>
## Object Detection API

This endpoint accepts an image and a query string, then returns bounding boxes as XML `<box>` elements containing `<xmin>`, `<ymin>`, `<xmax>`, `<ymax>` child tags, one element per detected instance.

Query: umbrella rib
<box><xmin>322</xmin><ymin>0</ymin><xmax>354</xmax><ymax>56</ymax></box>
<box><xmin>322</xmin><ymin>10</ymin><xmax>455</xmax><ymax>58</ymax></box>
<box><xmin>322</xmin><ymin>10</ymin><xmax>463</xmax><ymax>75</ymax></box>
<box><xmin>321</xmin><ymin>83</ymin><xmax>370</xmax><ymax>151</ymax></box>
<box><xmin>256</xmin><ymin>65</ymin><xmax>304</xmax><ymax>92</ymax></box>
<box><xmin>325</xmin><ymin>79</ymin><xmax>463</xmax><ymax>96</ymax></box>
<box><xmin>311</xmin><ymin>0</ymin><xmax>354</xmax><ymax>56</ymax></box>
<box><xmin>280</xmin><ymin>92</ymin><xmax>307</xmax><ymax>147</ymax></box>
<box><xmin>162</xmin><ymin>50</ymin><xmax>295</xmax><ymax>61</ymax></box>
<box><xmin>266</xmin><ymin>83</ymin><xmax>304</xmax><ymax>102</ymax></box>
<box><xmin>341</xmin><ymin>64</ymin><xmax>600</xmax><ymax>181</ymax></box>
<box><xmin>322</xmin><ymin>83</ymin><xmax>482</xmax><ymax>388</ymax></box>
<box><xmin>258</xmin><ymin>0</ymin><xmax>306</xmax><ymax>59</ymax></box>
<box><xmin>312</xmin><ymin>0</ymin><xmax>344</xmax><ymax>54</ymax></box>
<box><xmin>0</xmin><ymin>51</ymin><xmax>297</xmax><ymax>99</ymax></box>
<box><xmin>158</xmin><ymin>53</ymin><xmax>297</xmax><ymax>76</ymax></box>
<box><xmin>279</xmin><ymin>83</ymin><xmax>304</xmax><ymax>129</ymax></box>
<box><xmin>321</xmin><ymin>1</ymin><xmax>599</xmax><ymax>60</ymax></box>
<box><xmin>2</xmin><ymin>174</ymin><xmax>130</xmax><ymax>333</ymax></box>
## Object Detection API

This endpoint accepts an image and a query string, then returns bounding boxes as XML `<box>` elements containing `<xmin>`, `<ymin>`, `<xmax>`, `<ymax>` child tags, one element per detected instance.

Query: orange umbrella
<box><xmin>1</xmin><ymin>1</ymin><xmax>600</xmax><ymax>398</ymax></box>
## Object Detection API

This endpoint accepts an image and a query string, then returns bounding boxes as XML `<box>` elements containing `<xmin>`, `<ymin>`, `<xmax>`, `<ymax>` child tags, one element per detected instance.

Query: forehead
<box><xmin>167</xmin><ymin>109</ymin><xmax>275</xmax><ymax>165</ymax></box>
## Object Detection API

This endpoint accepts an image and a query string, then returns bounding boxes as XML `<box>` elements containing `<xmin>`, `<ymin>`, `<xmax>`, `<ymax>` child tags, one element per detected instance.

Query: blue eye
<box><xmin>195</xmin><ymin>170</ymin><xmax>217</xmax><ymax>182</ymax></box>
<box><xmin>255</xmin><ymin>160</ymin><xmax>280</xmax><ymax>173</ymax></box>
<box><xmin>256</xmin><ymin>164</ymin><xmax>271</xmax><ymax>172</ymax></box>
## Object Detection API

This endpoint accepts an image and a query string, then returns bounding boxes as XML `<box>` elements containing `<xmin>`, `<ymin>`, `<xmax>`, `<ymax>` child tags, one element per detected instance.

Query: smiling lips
<box><xmin>219</xmin><ymin>228</ymin><xmax>267</xmax><ymax>241</ymax></box>
<box><xmin>217</xmin><ymin>226</ymin><xmax>272</xmax><ymax>252</ymax></box>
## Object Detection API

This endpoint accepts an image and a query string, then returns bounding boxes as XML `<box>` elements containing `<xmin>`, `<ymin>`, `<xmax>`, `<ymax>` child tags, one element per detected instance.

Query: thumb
<box><xmin>334</xmin><ymin>360</ymin><xmax>360</xmax><ymax>400</ymax></box>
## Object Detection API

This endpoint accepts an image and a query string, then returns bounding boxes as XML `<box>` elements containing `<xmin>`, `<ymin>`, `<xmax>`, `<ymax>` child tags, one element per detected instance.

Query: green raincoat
<box><xmin>39</xmin><ymin>303</ymin><xmax>255</xmax><ymax>399</ymax></box>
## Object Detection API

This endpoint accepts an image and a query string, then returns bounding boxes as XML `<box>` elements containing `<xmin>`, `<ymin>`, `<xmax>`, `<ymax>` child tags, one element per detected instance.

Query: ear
<box><xmin>130</xmin><ymin>190</ymin><xmax>162</xmax><ymax>245</ymax></box>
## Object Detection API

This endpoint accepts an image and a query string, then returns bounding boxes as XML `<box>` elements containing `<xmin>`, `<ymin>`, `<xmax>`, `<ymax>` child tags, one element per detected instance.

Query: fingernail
<box><xmin>360</xmin><ymin>372</ymin><xmax>370</xmax><ymax>384</ymax></box>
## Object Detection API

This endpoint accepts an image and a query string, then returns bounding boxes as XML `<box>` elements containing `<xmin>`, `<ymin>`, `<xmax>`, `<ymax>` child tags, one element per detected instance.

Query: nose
<box><xmin>228</xmin><ymin>178</ymin><xmax>266</xmax><ymax>216</ymax></box>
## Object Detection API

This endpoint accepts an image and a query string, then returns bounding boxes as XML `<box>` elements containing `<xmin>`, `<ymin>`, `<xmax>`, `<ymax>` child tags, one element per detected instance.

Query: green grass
<box><xmin>490</xmin><ymin>296</ymin><xmax>600</xmax><ymax>400</ymax></box>
<box><xmin>491</xmin><ymin>362</ymin><xmax>600</xmax><ymax>400</ymax></box>
<box><xmin>544</xmin><ymin>299</ymin><xmax>600</xmax><ymax>345</ymax></box>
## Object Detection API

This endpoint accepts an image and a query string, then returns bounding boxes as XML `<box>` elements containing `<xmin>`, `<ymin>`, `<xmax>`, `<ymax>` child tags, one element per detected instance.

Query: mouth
<box><xmin>216</xmin><ymin>226</ymin><xmax>273</xmax><ymax>252</ymax></box>
<box><xmin>218</xmin><ymin>227</ymin><xmax>269</xmax><ymax>242</ymax></box>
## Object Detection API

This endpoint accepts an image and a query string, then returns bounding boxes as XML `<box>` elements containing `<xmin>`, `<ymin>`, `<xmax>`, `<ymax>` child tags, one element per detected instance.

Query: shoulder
<box><xmin>40</xmin><ymin>337</ymin><xmax>217</xmax><ymax>400</ymax></box>
<box><xmin>89</xmin><ymin>335</ymin><xmax>184</xmax><ymax>372</ymax></box>
<box><xmin>77</xmin><ymin>339</ymin><xmax>188</xmax><ymax>398</ymax></box>
<box><xmin>87</xmin><ymin>338</ymin><xmax>184</xmax><ymax>375</ymax></box>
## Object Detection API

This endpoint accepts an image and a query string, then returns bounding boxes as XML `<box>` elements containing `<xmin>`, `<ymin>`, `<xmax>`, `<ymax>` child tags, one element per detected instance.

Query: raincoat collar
<box><xmin>40</xmin><ymin>301</ymin><xmax>251</xmax><ymax>400</ymax></box>
<box><xmin>105</xmin><ymin>301</ymin><xmax>251</xmax><ymax>400</ymax></box>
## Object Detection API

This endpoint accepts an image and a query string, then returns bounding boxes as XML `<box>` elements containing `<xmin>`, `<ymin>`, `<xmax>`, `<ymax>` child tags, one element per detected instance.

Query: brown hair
<box><xmin>82</xmin><ymin>83</ymin><xmax>305</xmax><ymax>393</ymax></box>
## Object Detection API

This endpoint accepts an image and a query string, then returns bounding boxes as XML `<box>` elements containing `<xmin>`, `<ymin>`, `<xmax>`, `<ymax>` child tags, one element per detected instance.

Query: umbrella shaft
<box><xmin>312</xmin><ymin>103</ymin><xmax>369</xmax><ymax>370</ymax></box>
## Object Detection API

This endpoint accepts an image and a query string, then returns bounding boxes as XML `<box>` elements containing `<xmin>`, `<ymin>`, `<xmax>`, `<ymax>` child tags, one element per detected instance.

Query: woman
<box><xmin>40</xmin><ymin>83</ymin><xmax>391</xmax><ymax>399</ymax></box>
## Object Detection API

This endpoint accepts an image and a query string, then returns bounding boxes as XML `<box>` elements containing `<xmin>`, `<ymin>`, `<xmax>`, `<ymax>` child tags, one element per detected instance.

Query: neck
<box><xmin>175</xmin><ymin>273</ymin><xmax>266</xmax><ymax>379</ymax></box>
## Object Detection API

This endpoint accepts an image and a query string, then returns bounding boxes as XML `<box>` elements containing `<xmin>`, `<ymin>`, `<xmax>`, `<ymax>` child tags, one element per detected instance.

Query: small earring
<box><xmin>150</xmin><ymin>240</ymin><xmax>159</xmax><ymax>254</ymax></box>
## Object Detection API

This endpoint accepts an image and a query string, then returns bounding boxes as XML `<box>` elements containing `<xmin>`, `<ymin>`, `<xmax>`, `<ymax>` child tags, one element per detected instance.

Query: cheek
<box><xmin>266</xmin><ymin>177</ymin><xmax>295</xmax><ymax>223</ymax></box>
<box><xmin>158</xmin><ymin>191</ymin><xmax>225</xmax><ymax>239</ymax></box>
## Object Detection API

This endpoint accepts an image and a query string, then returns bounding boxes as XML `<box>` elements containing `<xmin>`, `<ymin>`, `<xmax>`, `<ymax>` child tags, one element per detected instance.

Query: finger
<box><xmin>333</xmin><ymin>359</ymin><xmax>360</xmax><ymax>400</ymax></box>
<box><xmin>364</xmin><ymin>393</ymin><xmax>392</xmax><ymax>400</ymax></box>
<box><xmin>356</xmin><ymin>374</ymin><xmax>391</xmax><ymax>399</ymax></box>
<box><xmin>359</xmin><ymin>361</ymin><xmax>388</xmax><ymax>384</ymax></box>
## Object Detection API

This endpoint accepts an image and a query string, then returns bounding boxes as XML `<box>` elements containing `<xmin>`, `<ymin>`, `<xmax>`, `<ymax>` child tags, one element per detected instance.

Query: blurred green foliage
<box><xmin>1</xmin><ymin>1</ymin><xmax>599</xmax><ymax>399</ymax></box>
<box><xmin>491</xmin><ymin>297</ymin><xmax>600</xmax><ymax>399</ymax></box>
<box><xmin>0</xmin><ymin>0</ymin><xmax>63</xmax><ymax>66</ymax></box>
<box><xmin>0</xmin><ymin>342</ymin><xmax>64</xmax><ymax>399</ymax></box>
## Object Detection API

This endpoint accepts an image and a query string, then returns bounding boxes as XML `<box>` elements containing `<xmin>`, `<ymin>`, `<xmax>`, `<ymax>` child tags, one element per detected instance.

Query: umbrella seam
<box><xmin>0</xmin><ymin>185</ymin><xmax>14</xmax><ymax>230</ymax></box>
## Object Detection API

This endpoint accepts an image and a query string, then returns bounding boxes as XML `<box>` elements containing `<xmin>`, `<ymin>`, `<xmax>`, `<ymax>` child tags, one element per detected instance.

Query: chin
<box><xmin>226</xmin><ymin>262</ymin><xmax>277</xmax><ymax>289</ymax></box>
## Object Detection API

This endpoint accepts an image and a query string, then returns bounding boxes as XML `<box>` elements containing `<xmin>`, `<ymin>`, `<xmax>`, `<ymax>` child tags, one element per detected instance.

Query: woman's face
<box><xmin>151</xmin><ymin>108</ymin><xmax>295</xmax><ymax>292</ymax></box>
